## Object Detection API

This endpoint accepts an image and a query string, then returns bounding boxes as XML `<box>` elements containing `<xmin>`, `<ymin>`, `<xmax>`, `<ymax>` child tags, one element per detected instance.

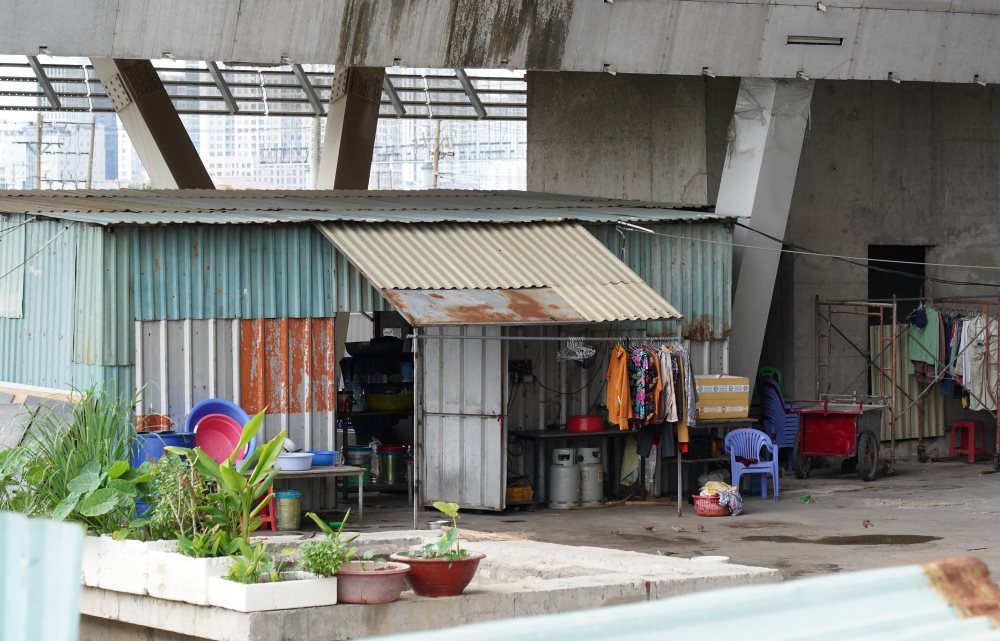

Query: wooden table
<box><xmin>509</xmin><ymin>429</ymin><xmax>636</xmax><ymax>508</ymax></box>
<box><xmin>273</xmin><ymin>465</ymin><xmax>366</xmax><ymax>523</ymax></box>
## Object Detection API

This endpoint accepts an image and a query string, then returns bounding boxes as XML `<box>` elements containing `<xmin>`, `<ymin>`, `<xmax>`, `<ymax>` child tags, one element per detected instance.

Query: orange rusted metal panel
<box><xmin>240</xmin><ymin>317</ymin><xmax>336</xmax><ymax>415</ymax></box>
<box><xmin>384</xmin><ymin>288</ymin><xmax>586</xmax><ymax>326</ymax></box>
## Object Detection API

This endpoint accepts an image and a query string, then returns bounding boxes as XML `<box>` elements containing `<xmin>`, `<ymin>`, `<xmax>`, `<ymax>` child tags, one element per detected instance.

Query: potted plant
<box><xmin>390</xmin><ymin>502</ymin><xmax>484</xmax><ymax>597</ymax></box>
<box><xmin>208</xmin><ymin>540</ymin><xmax>339</xmax><ymax>612</ymax></box>
<box><xmin>301</xmin><ymin>511</ymin><xmax>410</xmax><ymax>604</ymax></box>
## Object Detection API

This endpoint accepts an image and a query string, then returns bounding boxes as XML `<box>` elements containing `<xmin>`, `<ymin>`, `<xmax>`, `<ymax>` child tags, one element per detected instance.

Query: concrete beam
<box><xmin>721</xmin><ymin>78</ymin><xmax>813</xmax><ymax>381</ymax></box>
<box><xmin>91</xmin><ymin>58</ymin><xmax>213</xmax><ymax>189</ymax></box>
<box><xmin>315</xmin><ymin>67</ymin><xmax>384</xmax><ymax>190</ymax></box>
<box><xmin>10</xmin><ymin>3</ymin><xmax>1000</xmax><ymax>83</ymax></box>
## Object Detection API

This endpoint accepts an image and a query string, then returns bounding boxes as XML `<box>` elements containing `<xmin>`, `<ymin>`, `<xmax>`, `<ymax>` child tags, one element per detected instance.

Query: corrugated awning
<box><xmin>318</xmin><ymin>222</ymin><xmax>682</xmax><ymax>326</ymax></box>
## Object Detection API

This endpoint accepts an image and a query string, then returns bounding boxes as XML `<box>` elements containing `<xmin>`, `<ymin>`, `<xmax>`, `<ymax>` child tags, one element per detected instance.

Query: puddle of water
<box><xmin>743</xmin><ymin>534</ymin><xmax>941</xmax><ymax>545</ymax></box>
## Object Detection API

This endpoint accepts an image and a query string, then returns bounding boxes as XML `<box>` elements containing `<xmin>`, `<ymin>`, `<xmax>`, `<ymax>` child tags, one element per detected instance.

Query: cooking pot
<box><xmin>567</xmin><ymin>415</ymin><xmax>606</xmax><ymax>433</ymax></box>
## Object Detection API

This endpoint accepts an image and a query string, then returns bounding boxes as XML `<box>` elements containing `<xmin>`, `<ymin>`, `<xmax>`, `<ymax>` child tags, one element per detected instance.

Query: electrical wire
<box><xmin>619</xmin><ymin>221</ymin><xmax>1000</xmax><ymax>288</ymax></box>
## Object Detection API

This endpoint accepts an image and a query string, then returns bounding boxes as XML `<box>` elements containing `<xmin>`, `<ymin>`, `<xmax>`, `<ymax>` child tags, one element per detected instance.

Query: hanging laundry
<box><xmin>966</xmin><ymin>315</ymin><xmax>999</xmax><ymax>412</ymax></box>
<box><xmin>907</xmin><ymin>307</ymin><xmax>940</xmax><ymax>376</ymax></box>
<box><xmin>658</xmin><ymin>347</ymin><xmax>678</xmax><ymax>423</ymax></box>
<box><xmin>606</xmin><ymin>344</ymin><xmax>631</xmax><ymax>431</ymax></box>
<box><xmin>628</xmin><ymin>348</ymin><xmax>660</xmax><ymax>423</ymax></box>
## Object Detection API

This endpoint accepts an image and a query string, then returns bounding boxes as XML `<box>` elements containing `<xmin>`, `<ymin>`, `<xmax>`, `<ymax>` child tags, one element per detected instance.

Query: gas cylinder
<box><xmin>548</xmin><ymin>448</ymin><xmax>580</xmax><ymax>509</ymax></box>
<box><xmin>577</xmin><ymin>447</ymin><xmax>604</xmax><ymax>504</ymax></box>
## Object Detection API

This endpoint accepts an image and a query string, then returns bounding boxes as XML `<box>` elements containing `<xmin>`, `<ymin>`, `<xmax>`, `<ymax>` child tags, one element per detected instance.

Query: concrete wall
<box><xmin>527</xmin><ymin>72</ymin><xmax>737</xmax><ymax>206</ymax></box>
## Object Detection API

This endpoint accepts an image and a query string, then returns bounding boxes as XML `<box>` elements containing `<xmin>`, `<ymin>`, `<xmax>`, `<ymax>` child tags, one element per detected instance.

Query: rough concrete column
<box><xmin>91</xmin><ymin>59</ymin><xmax>213</xmax><ymax>189</ymax></box>
<box><xmin>316</xmin><ymin>67</ymin><xmax>384</xmax><ymax>190</ymax></box>
<box><xmin>527</xmin><ymin>71</ymin><xmax>738</xmax><ymax>206</ymax></box>
<box><xmin>721</xmin><ymin>78</ymin><xmax>814</xmax><ymax>381</ymax></box>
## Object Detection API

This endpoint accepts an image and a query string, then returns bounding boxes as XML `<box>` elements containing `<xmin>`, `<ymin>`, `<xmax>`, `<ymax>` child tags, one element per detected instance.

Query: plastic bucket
<box><xmin>376</xmin><ymin>445</ymin><xmax>408</xmax><ymax>485</ymax></box>
<box><xmin>275</xmin><ymin>490</ymin><xmax>303</xmax><ymax>531</ymax></box>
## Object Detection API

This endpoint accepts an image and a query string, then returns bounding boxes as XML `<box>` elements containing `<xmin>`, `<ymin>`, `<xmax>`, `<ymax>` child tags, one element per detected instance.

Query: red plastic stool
<box><xmin>257</xmin><ymin>486</ymin><xmax>277</xmax><ymax>531</ymax></box>
<box><xmin>948</xmin><ymin>420</ymin><xmax>987</xmax><ymax>463</ymax></box>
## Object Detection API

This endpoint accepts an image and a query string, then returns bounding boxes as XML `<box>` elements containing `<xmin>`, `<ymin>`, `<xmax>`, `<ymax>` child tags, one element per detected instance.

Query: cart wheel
<box><xmin>857</xmin><ymin>431</ymin><xmax>880</xmax><ymax>482</ymax></box>
<box><xmin>793</xmin><ymin>432</ymin><xmax>812</xmax><ymax>479</ymax></box>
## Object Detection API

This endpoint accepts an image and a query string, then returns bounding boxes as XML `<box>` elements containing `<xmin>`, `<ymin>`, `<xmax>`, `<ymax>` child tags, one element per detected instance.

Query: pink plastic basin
<box><xmin>194</xmin><ymin>413</ymin><xmax>245</xmax><ymax>462</ymax></box>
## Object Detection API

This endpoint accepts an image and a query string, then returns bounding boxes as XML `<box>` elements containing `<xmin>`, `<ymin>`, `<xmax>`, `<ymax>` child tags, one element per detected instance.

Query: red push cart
<box><xmin>791</xmin><ymin>396</ymin><xmax>892</xmax><ymax>481</ymax></box>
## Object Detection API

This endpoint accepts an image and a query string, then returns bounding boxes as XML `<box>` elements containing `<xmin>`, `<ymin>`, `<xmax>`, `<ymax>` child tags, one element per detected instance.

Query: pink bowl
<box><xmin>194</xmin><ymin>413</ymin><xmax>245</xmax><ymax>462</ymax></box>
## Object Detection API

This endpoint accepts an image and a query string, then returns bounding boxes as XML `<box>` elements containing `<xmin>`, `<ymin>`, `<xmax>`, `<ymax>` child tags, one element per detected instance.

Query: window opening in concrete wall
<box><xmin>867</xmin><ymin>245</ymin><xmax>927</xmax><ymax>326</ymax></box>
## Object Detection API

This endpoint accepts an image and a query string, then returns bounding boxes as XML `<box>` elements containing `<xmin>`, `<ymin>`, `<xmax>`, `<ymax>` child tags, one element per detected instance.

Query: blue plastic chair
<box><xmin>758</xmin><ymin>378</ymin><xmax>801</xmax><ymax>471</ymax></box>
<box><xmin>724</xmin><ymin>429</ymin><xmax>779</xmax><ymax>500</ymax></box>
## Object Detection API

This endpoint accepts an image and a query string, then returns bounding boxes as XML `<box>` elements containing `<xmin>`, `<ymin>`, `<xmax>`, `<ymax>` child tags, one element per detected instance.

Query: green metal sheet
<box><xmin>73</xmin><ymin>226</ymin><xmax>133</xmax><ymax>367</ymax></box>
<box><xmin>363</xmin><ymin>559</ymin><xmax>1000</xmax><ymax>641</ymax></box>
<box><xmin>589</xmin><ymin>222</ymin><xmax>732</xmax><ymax>341</ymax></box>
<box><xmin>133</xmin><ymin>224</ymin><xmax>351</xmax><ymax>320</ymax></box>
<box><xmin>0</xmin><ymin>512</ymin><xmax>83</xmax><ymax>641</ymax></box>
<box><xmin>0</xmin><ymin>214</ymin><xmax>26</xmax><ymax>319</ymax></box>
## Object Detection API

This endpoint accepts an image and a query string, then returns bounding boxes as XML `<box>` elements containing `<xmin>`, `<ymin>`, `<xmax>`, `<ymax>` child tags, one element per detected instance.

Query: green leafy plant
<box><xmin>406</xmin><ymin>501</ymin><xmax>470</xmax><ymax>561</ymax></box>
<box><xmin>9</xmin><ymin>385</ymin><xmax>144</xmax><ymax>533</ymax></box>
<box><xmin>166</xmin><ymin>410</ymin><xmax>284</xmax><ymax>547</ymax></box>
<box><xmin>176</xmin><ymin>525</ymin><xmax>240</xmax><ymax>559</ymax></box>
<box><xmin>225</xmin><ymin>540</ymin><xmax>277</xmax><ymax>584</ymax></box>
<box><xmin>145</xmin><ymin>453</ymin><xmax>211</xmax><ymax>541</ymax></box>
<box><xmin>299</xmin><ymin>510</ymin><xmax>358</xmax><ymax>577</ymax></box>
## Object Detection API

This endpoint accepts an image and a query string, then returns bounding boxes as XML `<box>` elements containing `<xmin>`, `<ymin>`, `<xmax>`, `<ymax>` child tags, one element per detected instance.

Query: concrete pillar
<box><xmin>721</xmin><ymin>78</ymin><xmax>814</xmax><ymax>380</ymax></box>
<box><xmin>526</xmin><ymin>71</ymin><xmax>738</xmax><ymax>206</ymax></box>
<box><xmin>91</xmin><ymin>58</ymin><xmax>213</xmax><ymax>189</ymax></box>
<box><xmin>316</xmin><ymin>67</ymin><xmax>384</xmax><ymax>190</ymax></box>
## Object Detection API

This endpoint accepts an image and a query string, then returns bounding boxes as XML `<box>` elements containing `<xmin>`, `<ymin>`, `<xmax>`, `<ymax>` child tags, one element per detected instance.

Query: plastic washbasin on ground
<box><xmin>194</xmin><ymin>414</ymin><xmax>246</xmax><ymax>463</ymax></box>
<box><xmin>132</xmin><ymin>431</ymin><xmax>196</xmax><ymax>467</ymax></box>
<box><xmin>184</xmin><ymin>398</ymin><xmax>256</xmax><ymax>457</ymax></box>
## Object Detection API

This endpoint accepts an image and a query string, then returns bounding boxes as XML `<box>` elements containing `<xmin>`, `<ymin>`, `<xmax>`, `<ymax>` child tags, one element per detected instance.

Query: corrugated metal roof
<box><xmin>319</xmin><ymin>222</ymin><xmax>682</xmax><ymax>325</ymax></box>
<box><xmin>364</xmin><ymin>557</ymin><xmax>1000</xmax><ymax>641</ymax></box>
<box><xmin>0</xmin><ymin>190</ymin><xmax>729</xmax><ymax>226</ymax></box>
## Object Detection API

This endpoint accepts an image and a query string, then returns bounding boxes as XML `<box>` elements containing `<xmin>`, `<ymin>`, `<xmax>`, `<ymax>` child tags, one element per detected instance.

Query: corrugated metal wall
<box><xmin>0</xmin><ymin>214</ymin><xmax>25</xmax><ymax>319</ymax></box>
<box><xmin>0</xmin><ymin>512</ymin><xmax>83</xmax><ymax>641</ymax></box>
<box><xmin>421</xmin><ymin>325</ymin><xmax>506</xmax><ymax>510</ymax></box>
<box><xmin>132</xmin><ymin>224</ymin><xmax>385</xmax><ymax>321</ymax></box>
<box><xmin>870</xmin><ymin>326</ymin><xmax>946</xmax><ymax>440</ymax></box>
<box><xmin>73</xmin><ymin>226</ymin><xmax>132</xmax><ymax>367</ymax></box>
<box><xmin>136</xmin><ymin>318</ymin><xmax>337</xmax><ymax>449</ymax></box>
<box><xmin>588</xmin><ymin>222</ymin><xmax>733</xmax><ymax>341</ymax></box>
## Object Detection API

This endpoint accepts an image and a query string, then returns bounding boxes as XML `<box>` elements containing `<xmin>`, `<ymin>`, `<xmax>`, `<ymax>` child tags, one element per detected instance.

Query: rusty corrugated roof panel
<box><xmin>0</xmin><ymin>189</ymin><xmax>730</xmax><ymax>225</ymax></box>
<box><xmin>319</xmin><ymin>222</ymin><xmax>682</xmax><ymax>325</ymax></box>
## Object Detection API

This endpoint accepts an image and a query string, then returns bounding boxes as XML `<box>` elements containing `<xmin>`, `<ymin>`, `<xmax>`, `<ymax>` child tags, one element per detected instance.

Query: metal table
<box><xmin>676</xmin><ymin>417</ymin><xmax>760</xmax><ymax>516</ymax></box>
<box><xmin>509</xmin><ymin>429</ymin><xmax>636</xmax><ymax>508</ymax></box>
<box><xmin>272</xmin><ymin>465</ymin><xmax>366</xmax><ymax>523</ymax></box>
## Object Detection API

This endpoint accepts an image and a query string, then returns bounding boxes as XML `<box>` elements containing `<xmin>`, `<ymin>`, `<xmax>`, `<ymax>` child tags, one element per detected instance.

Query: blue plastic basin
<box><xmin>132</xmin><ymin>431</ymin><xmax>196</xmax><ymax>467</ymax></box>
<box><xmin>307</xmin><ymin>450</ymin><xmax>340</xmax><ymax>467</ymax></box>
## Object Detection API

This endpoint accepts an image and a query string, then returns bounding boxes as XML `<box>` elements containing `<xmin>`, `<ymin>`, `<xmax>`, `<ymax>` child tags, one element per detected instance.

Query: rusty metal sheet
<box><xmin>384</xmin><ymin>288</ymin><xmax>585</xmax><ymax>326</ymax></box>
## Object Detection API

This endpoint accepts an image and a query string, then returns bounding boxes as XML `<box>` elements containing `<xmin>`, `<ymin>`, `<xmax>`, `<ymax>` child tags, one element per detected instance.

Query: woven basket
<box><xmin>692</xmin><ymin>493</ymin><xmax>730</xmax><ymax>517</ymax></box>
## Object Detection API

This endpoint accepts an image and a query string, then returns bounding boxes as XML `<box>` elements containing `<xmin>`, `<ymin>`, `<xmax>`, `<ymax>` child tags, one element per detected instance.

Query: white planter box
<box><xmin>147</xmin><ymin>542</ymin><xmax>233</xmax><ymax>605</ymax></box>
<box><xmin>208</xmin><ymin>572</ymin><xmax>338</xmax><ymax>612</ymax></box>
<box><xmin>85</xmin><ymin>536</ymin><xmax>150</xmax><ymax>595</ymax></box>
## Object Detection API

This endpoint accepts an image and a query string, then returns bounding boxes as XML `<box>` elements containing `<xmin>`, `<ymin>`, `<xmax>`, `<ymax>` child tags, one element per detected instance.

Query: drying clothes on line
<box><xmin>606</xmin><ymin>344</ymin><xmax>631</xmax><ymax>431</ymax></box>
<box><xmin>635</xmin><ymin>421</ymin><xmax>676</xmax><ymax>459</ymax></box>
<box><xmin>965</xmin><ymin>315</ymin><xmax>999</xmax><ymax>412</ymax></box>
<box><xmin>657</xmin><ymin>347</ymin><xmax>678</xmax><ymax>423</ymax></box>
<box><xmin>907</xmin><ymin>307</ymin><xmax>940</xmax><ymax>376</ymax></box>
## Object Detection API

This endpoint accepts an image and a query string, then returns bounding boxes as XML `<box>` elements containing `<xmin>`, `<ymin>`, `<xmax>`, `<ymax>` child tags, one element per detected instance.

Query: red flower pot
<box><xmin>389</xmin><ymin>552</ymin><xmax>485</xmax><ymax>597</ymax></box>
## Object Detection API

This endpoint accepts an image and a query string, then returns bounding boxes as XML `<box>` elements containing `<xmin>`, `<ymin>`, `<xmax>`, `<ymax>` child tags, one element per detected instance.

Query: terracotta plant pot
<box><xmin>335</xmin><ymin>561</ymin><xmax>411</xmax><ymax>604</ymax></box>
<box><xmin>389</xmin><ymin>552</ymin><xmax>485</xmax><ymax>597</ymax></box>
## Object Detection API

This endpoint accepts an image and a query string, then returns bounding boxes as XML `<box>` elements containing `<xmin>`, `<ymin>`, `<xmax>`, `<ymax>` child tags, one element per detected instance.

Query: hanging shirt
<box><xmin>907</xmin><ymin>307</ymin><xmax>940</xmax><ymax>376</ymax></box>
<box><xmin>966</xmin><ymin>315</ymin><xmax>999</xmax><ymax>412</ymax></box>
<box><xmin>628</xmin><ymin>348</ymin><xmax>659</xmax><ymax>423</ymax></box>
<box><xmin>606</xmin><ymin>345</ymin><xmax>631</xmax><ymax>431</ymax></box>
<box><xmin>658</xmin><ymin>347</ymin><xmax>678</xmax><ymax>423</ymax></box>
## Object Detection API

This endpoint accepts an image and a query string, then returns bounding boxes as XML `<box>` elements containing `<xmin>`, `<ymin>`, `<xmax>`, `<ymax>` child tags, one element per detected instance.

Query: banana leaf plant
<box><xmin>166</xmin><ymin>410</ymin><xmax>285</xmax><ymax>546</ymax></box>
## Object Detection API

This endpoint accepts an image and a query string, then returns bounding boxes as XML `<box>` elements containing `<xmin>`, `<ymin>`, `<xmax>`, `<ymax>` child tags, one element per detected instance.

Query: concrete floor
<box><xmin>348</xmin><ymin>459</ymin><xmax>1000</xmax><ymax>580</ymax></box>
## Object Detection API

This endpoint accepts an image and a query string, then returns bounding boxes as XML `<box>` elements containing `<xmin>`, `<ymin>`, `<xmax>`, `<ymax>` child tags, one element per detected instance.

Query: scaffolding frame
<box><xmin>815</xmin><ymin>297</ymin><xmax>898</xmax><ymax>473</ymax></box>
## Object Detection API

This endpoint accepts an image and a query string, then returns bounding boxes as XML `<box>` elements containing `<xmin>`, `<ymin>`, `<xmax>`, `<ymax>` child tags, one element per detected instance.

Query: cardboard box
<box><xmin>695</xmin><ymin>375</ymin><xmax>750</xmax><ymax>420</ymax></box>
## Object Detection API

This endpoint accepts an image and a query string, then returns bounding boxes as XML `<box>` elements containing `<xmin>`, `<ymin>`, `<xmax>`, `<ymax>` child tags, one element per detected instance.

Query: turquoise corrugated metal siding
<box><xmin>132</xmin><ymin>224</ymin><xmax>384</xmax><ymax>320</ymax></box>
<box><xmin>73</xmin><ymin>226</ymin><xmax>132</xmax><ymax>366</ymax></box>
<box><xmin>0</xmin><ymin>512</ymin><xmax>83</xmax><ymax>641</ymax></box>
<box><xmin>0</xmin><ymin>220</ymin><xmax>78</xmax><ymax>389</ymax></box>
<box><xmin>364</xmin><ymin>559</ymin><xmax>1000</xmax><ymax>641</ymax></box>
<box><xmin>0</xmin><ymin>214</ymin><xmax>26</xmax><ymax>318</ymax></box>
<box><xmin>589</xmin><ymin>222</ymin><xmax>732</xmax><ymax>340</ymax></box>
